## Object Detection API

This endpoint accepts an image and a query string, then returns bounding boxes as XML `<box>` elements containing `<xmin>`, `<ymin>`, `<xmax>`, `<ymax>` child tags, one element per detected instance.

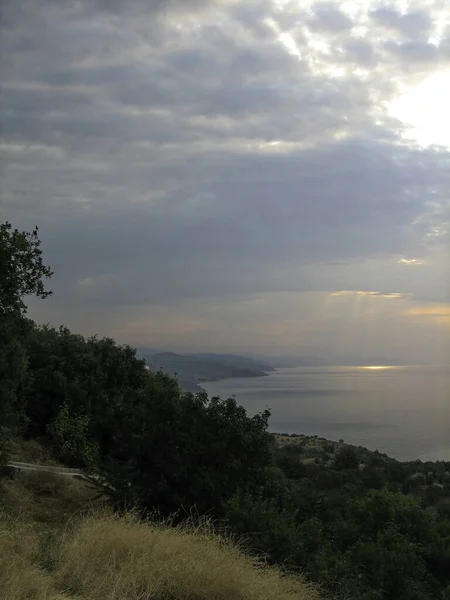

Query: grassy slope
<box><xmin>0</xmin><ymin>471</ymin><xmax>321</xmax><ymax>600</ymax></box>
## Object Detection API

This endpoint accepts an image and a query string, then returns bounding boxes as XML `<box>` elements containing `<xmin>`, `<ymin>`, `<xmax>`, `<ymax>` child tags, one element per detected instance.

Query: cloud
<box><xmin>77</xmin><ymin>274</ymin><xmax>117</xmax><ymax>288</ymax></box>
<box><xmin>404</xmin><ymin>304</ymin><xmax>450</xmax><ymax>316</ymax></box>
<box><xmin>1</xmin><ymin>0</ymin><xmax>450</xmax><ymax>361</ymax></box>
<box><xmin>398</xmin><ymin>258</ymin><xmax>424</xmax><ymax>265</ymax></box>
<box><xmin>370</xmin><ymin>8</ymin><xmax>433</xmax><ymax>39</ymax></box>
<box><xmin>330</xmin><ymin>291</ymin><xmax>410</xmax><ymax>299</ymax></box>
<box><xmin>385</xmin><ymin>40</ymin><xmax>439</xmax><ymax>63</ymax></box>
<box><xmin>307</xmin><ymin>3</ymin><xmax>354</xmax><ymax>32</ymax></box>
<box><xmin>403</xmin><ymin>303</ymin><xmax>450</xmax><ymax>328</ymax></box>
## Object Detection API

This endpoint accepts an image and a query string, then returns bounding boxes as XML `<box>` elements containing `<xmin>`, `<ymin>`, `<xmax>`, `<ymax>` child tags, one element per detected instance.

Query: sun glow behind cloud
<box><xmin>389</xmin><ymin>70</ymin><xmax>450</xmax><ymax>148</ymax></box>
<box><xmin>398</xmin><ymin>258</ymin><xmax>424</xmax><ymax>265</ymax></box>
<box><xmin>268</xmin><ymin>0</ymin><xmax>450</xmax><ymax>149</ymax></box>
<box><xmin>330</xmin><ymin>291</ymin><xmax>409</xmax><ymax>299</ymax></box>
<box><xmin>404</xmin><ymin>304</ymin><xmax>450</xmax><ymax>327</ymax></box>
<box><xmin>265</xmin><ymin>18</ymin><xmax>302</xmax><ymax>58</ymax></box>
<box><xmin>361</xmin><ymin>365</ymin><xmax>397</xmax><ymax>370</ymax></box>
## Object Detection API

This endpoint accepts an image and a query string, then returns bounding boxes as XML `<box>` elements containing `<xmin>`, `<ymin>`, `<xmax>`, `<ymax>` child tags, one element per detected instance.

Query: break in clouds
<box><xmin>1</xmin><ymin>0</ymin><xmax>449</xmax><ymax>361</ymax></box>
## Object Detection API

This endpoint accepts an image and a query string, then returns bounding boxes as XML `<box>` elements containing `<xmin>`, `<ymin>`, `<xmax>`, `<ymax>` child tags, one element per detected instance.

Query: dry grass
<box><xmin>0</xmin><ymin>470</ymin><xmax>104</xmax><ymax>525</ymax></box>
<box><xmin>54</xmin><ymin>513</ymin><xmax>320</xmax><ymax>600</ymax></box>
<box><xmin>0</xmin><ymin>520</ymin><xmax>64</xmax><ymax>600</ymax></box>
<box><xmin>0</xmin><ymin>472</ymin><xmax>321</xmax><ymax>600</ymax></box>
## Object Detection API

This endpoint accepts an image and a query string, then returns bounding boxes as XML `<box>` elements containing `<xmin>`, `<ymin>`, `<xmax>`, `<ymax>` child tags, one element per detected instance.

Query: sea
<box><xmin>201</xmin><ymin>365</ymin><xmax>450</xmax><ymax>462</ymax></box>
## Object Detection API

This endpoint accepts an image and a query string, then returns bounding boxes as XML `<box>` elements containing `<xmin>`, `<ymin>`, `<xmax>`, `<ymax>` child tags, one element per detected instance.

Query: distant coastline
<box><xmin>136</xmin><ymin>348</ymin><xmax>432</xmax><ymax>394</ymax></box>
<box><xmin>137</xmin><ymin>350</ymin><xmax>273</xmax><ymax>393</ymax></box>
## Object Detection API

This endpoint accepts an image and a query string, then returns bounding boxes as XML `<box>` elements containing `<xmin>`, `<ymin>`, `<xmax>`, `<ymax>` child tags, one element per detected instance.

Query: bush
<box><xmin>334</xmin><ymin>446</ymin><xmax>359</xmax><ymax>470</ymax></box>
<box><xmin>104</xmin><ymin>385</ymin><xmax>275</xmax><ymax>516</ymax></box>
<box><xmin>47</xmin><ymin>403</ymin><xmax>98</xmax><ymax>471</ymax></box>
<box><xmin>0</xmin><ymin>427</ymin><xmax>11</xmax><ymax>466</ymax></box>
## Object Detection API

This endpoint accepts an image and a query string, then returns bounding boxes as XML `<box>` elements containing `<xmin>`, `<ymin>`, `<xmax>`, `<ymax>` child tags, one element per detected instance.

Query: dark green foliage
<box><xmin>0</xmin><ymin>221</ymin><xmax>53</xmax><ymax>318</ymax></box>
<box><xmin>276</xmin><ymin>444</ymin><xmax>307</xmax><ymax>479</ymax></box>
<box><xmin>225</xmin><ymin>441</ymin><xmax>450</xmax><ymax>600</ymax></box>
<box><xmin>226</xmin><ymin>488</ymin><xmax>300</xmax><ymax>564</ymax></box>
<box><xmin>0</xmin><ymin>316</ymin><xmax>32</xmax><ymax>430</ymax></box>
<box><xmin>361</xmin><ymin>465</ymin><xmax>387</xmax><ymax>490</ymax></box>
<box><xmin>334</xmin><ymin>445</ymin><xmax>359</xmax><ymax>470</ymax></box>
<box><xmin>47</xmin><ymin>403</ymin><xmax>98</xmax><ymax>471</ymax></box>
<box><xmin>0</xmin><ymin>221</ymin><xmax>52</xmax><ymax>430</ymax></box>
<box><xmin>22</xmin><ymin>325</ymin><xmax>150</xmax><ymax>455</ymax></box>
<box><xmin>0</xmin><ymin>222</ymin><xmax>52</xmax><ymax>428</ymax></box>
<box><xmin>0</xmin><ymin>427</ymin><xmax>11</xmax><ymax>466</ymax></box>
<box><xmin>108</xmin><ymin>385</ymin><xmax>274</xmax><ymax>515</ymax></box>
<box><xmin>17</xmin><ymin>322</ymin><xmax>274</xmax><ymax>513</ymax></box>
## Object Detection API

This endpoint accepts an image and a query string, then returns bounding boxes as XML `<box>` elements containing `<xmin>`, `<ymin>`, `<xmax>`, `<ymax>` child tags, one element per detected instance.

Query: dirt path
<box><xmin>6</xmin><ymin>461</ymin><xmax>86</xmax><ymax>479</ymax></box>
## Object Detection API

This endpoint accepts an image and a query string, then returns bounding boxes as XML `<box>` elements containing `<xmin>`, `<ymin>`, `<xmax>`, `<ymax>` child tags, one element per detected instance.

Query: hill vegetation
<box><xmin>1</xmin><ymin>220</ymin><xmax>450</xmax><ymax>600</ymax></box>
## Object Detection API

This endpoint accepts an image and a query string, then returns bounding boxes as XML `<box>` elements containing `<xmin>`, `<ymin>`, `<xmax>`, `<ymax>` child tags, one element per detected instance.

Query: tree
<box><xmin>0</xmin><ymin>221</ymin><xmax>53</xmax><ymax>318</ymax></box>
<box><xmin>15</xmin><ymin>319</ymin><xmax>274</xmax><ymax>517</ymax></box>
<box><xmin>334</xmin><ymin>446</ymin><xmax>359</xmax><ymax>470</ymax></box>
<box><xmin>22</xmin><ymin>325</ymin><xmax>151</xmax><ymax>453</ymax></box>
<box><xmin>47</xmin><ymin>402</ymin><xmax>98</xmax><ymax>471</ymax></box>
<box><xmin>0</xmin><ymin>315</ymin><xmax>32</xmax><ymax>429</ymax></box>
<box><xmin>0</xmin><ymin>222</ymin><xmax>53</xmax><ymax>429</ymax></box>
<box><xmin>105</xmin><ymin>384</ymin><xmax>275</xmax><ymax>516</ymax></box>
<box><xmin>225</xmin><ymin>488</ymin><xmax>300</xmax><ymax>564</ymax></box>
<box><xmin>0</xmin><ymin>426</ymin><xmax>11</xmax><ymax>466</ymax></box>
<box><xmin>275</xmin><ymin>442</ymin><xmax>309</xmax><ymax>480</ymax></box>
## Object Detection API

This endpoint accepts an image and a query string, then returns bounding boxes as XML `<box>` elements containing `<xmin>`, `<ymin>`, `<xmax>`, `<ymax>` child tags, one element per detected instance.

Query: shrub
<box><xmin>47</xmin><ymin>403</ymin><xmax>98</xmax><ymax>471</ymax></box>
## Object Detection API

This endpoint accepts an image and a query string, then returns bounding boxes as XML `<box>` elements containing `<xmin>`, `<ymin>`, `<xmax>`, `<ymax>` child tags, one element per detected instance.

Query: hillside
<box><xmin>3</xmin><ymin>433</ymin><xmax>450</xmax><ymax>600</ymax></box>
<box><xmin>139</xmin><ymin>351</ymin><xmax>271</xmax><ymax>392</ymax></box>
<box><xmin>0</xmin><ymin>470</ymin><xmax>319</xmax><ymax>600</ymax></box>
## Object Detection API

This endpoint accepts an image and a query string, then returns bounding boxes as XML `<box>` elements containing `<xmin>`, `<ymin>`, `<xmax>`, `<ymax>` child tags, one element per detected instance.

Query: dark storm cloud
<box><xmin>1</xmin><ymin>0</ymin><xmax>450</xmax><ymax>351</ymax></box>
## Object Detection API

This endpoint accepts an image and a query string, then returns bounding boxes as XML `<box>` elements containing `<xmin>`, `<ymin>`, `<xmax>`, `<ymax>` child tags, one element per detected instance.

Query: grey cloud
<box><xmin>1</xmin><ymin>0</ymin><xmax>450</xmax><ymax>356</ymax></box>
<box><xmin>385</xmin><ymin>40</ymin><xmax>439</xmax><ymax>63</ymax></box>
<box><xmin>343</xmin><ymin>39</ymin><xmax>377</xmax><ymax>65</ymax></box>
<box><xmin>22</xmin><ymin>0</ymin><xmax>231</xmax><ymax>19</ymax></box>
<box><xmin>307</xmin><ymin>3</ymin><xmax>354</xmax><ymax>32</ymax></box>
<box><xmin>11</xmin><ymin>136</ymin><xmax>446</xmax><ymax>313</ymax></box>
<box><xmin>370</xmin><ymin>8</ymin><xmax>433</xmax><ymax>39</ymax></box>
<box><xmin>2</xmin><ymin>0</ymin><xmax>444</xmax><ymax>161</ymax></box>
<box><xmin>228</xmin><ymin>1</ymin><xmax>274</xmax><ymax>30</ymax></box>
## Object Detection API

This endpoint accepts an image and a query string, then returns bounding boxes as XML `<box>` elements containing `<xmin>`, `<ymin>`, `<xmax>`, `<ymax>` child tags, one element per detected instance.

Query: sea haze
<box><xmin>202</xmin><ymin>366</ymin><xmax>450</xmax><ymax>462</ymax></box>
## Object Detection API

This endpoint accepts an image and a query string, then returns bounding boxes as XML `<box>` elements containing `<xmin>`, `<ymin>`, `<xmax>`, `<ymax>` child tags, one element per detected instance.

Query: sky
<box><xmin>1</xmin><ymin>0</ymin><xmax>449</xmax><ymax>363</ymax></box>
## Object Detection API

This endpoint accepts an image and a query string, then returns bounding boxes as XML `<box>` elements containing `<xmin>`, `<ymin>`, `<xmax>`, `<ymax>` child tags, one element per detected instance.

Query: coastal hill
<box><xmin>137</xmin><ymin>350</ymin><xmax>273</xmax><ymax>392</ymax></box>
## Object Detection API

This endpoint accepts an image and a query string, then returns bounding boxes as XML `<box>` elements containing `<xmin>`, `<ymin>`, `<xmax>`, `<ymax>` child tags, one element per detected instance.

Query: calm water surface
<box><xmin>202</xmin><ymin>366</ymin><xmax>450</xmax><ymax>462</ymax></box>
